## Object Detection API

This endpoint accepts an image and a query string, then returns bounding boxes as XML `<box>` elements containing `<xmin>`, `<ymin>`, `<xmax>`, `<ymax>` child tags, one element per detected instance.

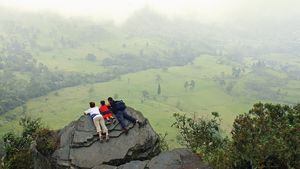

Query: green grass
<box><xmin>31</xmin><ymin>35</ymin><xmax>169</xmax><ymax>73</ymax></box>
<box><xmin>1</xmin><ymin>54</ymin><xmax>299</xmax><ymax>148</ymax></box>
<box><xmin>0</xmin><ymin>55</ymin><xmax>250</xmax><ymax>147</ymax></box>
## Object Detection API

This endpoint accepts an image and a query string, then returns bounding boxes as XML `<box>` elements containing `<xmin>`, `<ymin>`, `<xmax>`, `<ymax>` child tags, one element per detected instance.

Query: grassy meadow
<box><xmin>3</xmin><ymin>54</ymin><xmax>298</xmax><ymax>148</ymax></box>
<box><xmin>1</xmin><ymin>11</ymin><xmax>300</xmax><ymax>147</ymax></box>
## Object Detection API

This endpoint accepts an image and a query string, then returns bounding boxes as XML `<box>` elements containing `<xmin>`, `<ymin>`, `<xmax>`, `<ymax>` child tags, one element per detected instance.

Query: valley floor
<box><xmin>1</xmin><ymin>54</ymin><xmax>299</xmax><ymax>148</ymax></box>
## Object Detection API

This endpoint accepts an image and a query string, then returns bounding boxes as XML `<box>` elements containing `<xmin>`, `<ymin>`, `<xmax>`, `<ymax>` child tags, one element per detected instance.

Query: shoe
<box><xmin>99</xmin><ymin>137</ymin><xmax>104</xmax><ymax>143</ymax></box>
<box><xmin>123</xmin><ymin>128</ymin><xmax>129</xmax><ymax>135</ymax></box>
<box><xmin>137</xmin><ymin>121</ymin><xmax>142</xmax><ymax>128</ymax></box>
<box><xmin>137</xmin><ymin>120</ymin><xmax>146</xmax><ymax>128</ymax></box>
<box><xmin>105</xmin><ymin>135</ymin><xmax>109</xmax><ymax>142</ymax></box>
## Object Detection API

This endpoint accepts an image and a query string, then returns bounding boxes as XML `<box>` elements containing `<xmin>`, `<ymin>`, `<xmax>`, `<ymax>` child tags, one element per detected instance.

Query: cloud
<box><xmin>0</xmin><ymin>0</ymin><xmax>299</xmax><ymax>23</ymax></box>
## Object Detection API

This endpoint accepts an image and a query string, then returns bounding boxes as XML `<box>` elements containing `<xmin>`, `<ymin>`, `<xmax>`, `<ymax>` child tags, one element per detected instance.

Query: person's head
<box><xmin>89</xmin><ymin>102</ymin><xmax>95</xmax><ymax>108</ymax></box>
<box><xmin>100</xmin><ymin>100</ymin><xmax>105</xmax><ymax>106</ymax></box>
<box><xmin>107</xmin><ymin>97</ymin><xmax>114</xmax><ymax>104</ymax></box>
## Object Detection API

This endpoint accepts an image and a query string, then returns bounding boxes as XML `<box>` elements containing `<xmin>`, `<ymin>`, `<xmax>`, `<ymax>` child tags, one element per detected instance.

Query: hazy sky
<box><xmin>0</xmin><ymin>0</ymin><xmax>299</xmax><ymax>23</ymax></box>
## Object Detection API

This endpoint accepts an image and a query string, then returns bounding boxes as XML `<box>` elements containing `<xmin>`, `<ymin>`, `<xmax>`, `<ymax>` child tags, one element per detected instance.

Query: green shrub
<box><xmin>172</xmin><ymin>112</ymin><xmax>228</xmax><ymax>155</ymax></box>
<box><xmin>34</xmin><ymin>128</ymin><xmax>59</xmax><ymax>156</ymax></box>
<box><xmin>230</xmin><ymin>103</ymin><xmax>300</xmax><ymax>169</ymax></box>
<box><xmin>19</xmin><ymin>116</ymin><xmax>42</xmax><ymax>138</ymax></box>
<box><xmin>172</xmin><ymin>103</ymin><xmax>300</xmax><ymax>169</ymax></box>
<box><xmin>158</xmin><ymin>132</ymin><xmax>169</xmax><ymax>152</ymax></box>
<box><xmin>2</xmin><ymin>132</ymin><xmax>34</xmax><ymax>169</ymax></box>
<box><xmin>4</xmin><ymin>150</ymin><xmax>33</xmax><ymax>169</ymax></box>
<box><xmin>2</xmin><ymin>117</ymin><xmax>44</xmax><ymax>169</ymax></box>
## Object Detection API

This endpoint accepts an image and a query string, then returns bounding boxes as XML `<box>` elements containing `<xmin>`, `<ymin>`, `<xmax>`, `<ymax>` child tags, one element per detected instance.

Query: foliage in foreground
<box><xmin>172</xmin><ymin>103</ymin><xmax>300</xmax><ymax>169</ymax></box>
<box><xmin>158</xmin><ymin>132</ymin><xmax>169</xmax><ymax>152</ymax></box>
<box><xmin>2</xmin><ymin>117</ymin><xmax>58</xmax><ymax>169</ymax></box>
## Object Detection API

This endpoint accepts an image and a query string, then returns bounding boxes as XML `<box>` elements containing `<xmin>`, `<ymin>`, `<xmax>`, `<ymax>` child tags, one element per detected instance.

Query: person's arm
<box><xmin>110</xmin><ymin>104</ymin><xmax>117</xmax><ymax>114</ymax></box>
<box><xmin>84</xmin><ymin>109</ymin><xmax>90</xmax><ymax>115</ymax></box>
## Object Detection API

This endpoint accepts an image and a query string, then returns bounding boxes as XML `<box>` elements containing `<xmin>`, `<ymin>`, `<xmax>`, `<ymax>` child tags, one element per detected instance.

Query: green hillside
<box><xmin>2</xmin><ymin>54</ymin><xmax>299</xmax><ymax>148</ymax></box>
<box><xmin>1</xmin><ymin>8</ymin><xmax>300</xmax><ymax>149</ymax></box>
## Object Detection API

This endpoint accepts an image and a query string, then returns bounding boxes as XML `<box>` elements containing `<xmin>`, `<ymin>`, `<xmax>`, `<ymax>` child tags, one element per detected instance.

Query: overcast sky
<box><xmin>0</xmin><ymin>0</ymin><xmax>299</xmax><ymax>23</ymax></box>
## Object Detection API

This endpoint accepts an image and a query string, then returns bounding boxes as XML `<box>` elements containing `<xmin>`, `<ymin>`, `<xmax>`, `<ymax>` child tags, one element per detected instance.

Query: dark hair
<box><xmin>108</xmin><ymin>97</ymin><xmax>114</xmax><ymax>102</ymax></box>
<box><xmin>100</xmin><ymin>100</ymin><xmax>105</xmax><ymax>105</ymax></box>
<box><xmin>89</xmin><ymin>102</ymin><xmax>95</xmax><ymax>108</ymax></box>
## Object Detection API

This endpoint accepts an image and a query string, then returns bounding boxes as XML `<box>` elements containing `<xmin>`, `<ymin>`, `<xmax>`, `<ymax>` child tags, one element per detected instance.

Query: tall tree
<box><xmin>184</xmin><ymin>81</ymin><xmax>189</xmax><ymax>91</ymax></box>
<box><xmin>190</xmin><ymin>80</ymin><xmax>195</xmax><ymax>90</ymax></box>
<box><xmin>155</xmin><ymin>74</ymin><xmax>162</xmax><ymax>83</ymax></box>
<box><xmin>157</xmin><ymin>83</ymin><xmax>161</xmax><ymax>95</ymax></box>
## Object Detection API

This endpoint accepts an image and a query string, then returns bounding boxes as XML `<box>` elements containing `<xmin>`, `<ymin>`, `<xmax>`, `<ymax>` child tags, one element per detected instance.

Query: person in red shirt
<box><xmin>99</xmin><ymin>100</ymin><xmax>114</xmax><ymax>124</ymax></box>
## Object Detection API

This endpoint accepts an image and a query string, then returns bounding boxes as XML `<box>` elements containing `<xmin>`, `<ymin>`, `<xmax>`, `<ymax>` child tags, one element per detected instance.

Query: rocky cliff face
<box><xmin>32</xmin><ymin>107</ymin><xmax>210</xmax><ymax>169</ymax></box>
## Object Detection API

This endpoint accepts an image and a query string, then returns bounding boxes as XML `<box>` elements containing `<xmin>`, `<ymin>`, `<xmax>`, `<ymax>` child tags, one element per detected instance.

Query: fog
<box><xmin>1</xmin><ymin>0</ymin><xmax>300</xmax><ymax>24</ymax></box>
<box><xmin>0</xmin><ymin>0</ymin><xmax>300</xmax><ymax>157</ymax></box>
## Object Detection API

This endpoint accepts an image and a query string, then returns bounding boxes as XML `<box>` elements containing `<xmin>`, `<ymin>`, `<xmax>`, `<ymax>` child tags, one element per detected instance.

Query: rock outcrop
<box><xmin>33</xmin><ymin>107</ymin><xmax>211</xmax><ymax>169</ymax></box>
<box><xmin>92</xmin><ymin>149</ymin><xmax>211</xmax><ymax>169</ymax></box>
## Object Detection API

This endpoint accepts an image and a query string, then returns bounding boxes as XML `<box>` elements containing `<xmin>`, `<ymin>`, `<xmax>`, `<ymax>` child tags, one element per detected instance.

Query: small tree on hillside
<box><xmin>190</xmin><ymin>80</ymin><xmax>195</xmax><ymax>90</ymax></box>
<box><xmin>184</xmin><ymin>81</ymin><xmax>189</xmax><ymax>91</ymax></box>
<box><xmin>155</xmin><ymin>74</ymin><xmax>162</xmax><ymax>84</ymax></box>
<box><xmin>85</xmin><ymin>53</ymin><xmax>96</xmax><ymax>61</ymax></box>
<box><xmin>162</xmin><ymin>67</ymin><xmax>168</xmax><ymax>72</ymax></box>
<box><xmin>142</xmin><ymin>90</ymin><xmax>150</xmax><ymax>99</ymax></box>
<box><xmin>157</xmin><ymin>83</ymin><xmax>161</xmax><ymax>95</ymax></box>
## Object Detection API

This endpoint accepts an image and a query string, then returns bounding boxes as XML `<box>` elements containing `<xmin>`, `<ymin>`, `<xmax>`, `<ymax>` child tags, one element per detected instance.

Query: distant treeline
<box><xmin>102</xmin><ymin>45</ymin><xmax>200</xmax><ymax>73</ymax></box>
<box><xmin>0</xmin><ymin>44</ymin><xmax>115</xmax><ymax>114</ymax></box>
<box><xmin>0</xmin><ymin>40</ymin><xmax>203</xmax><ymax>115</ymax></box>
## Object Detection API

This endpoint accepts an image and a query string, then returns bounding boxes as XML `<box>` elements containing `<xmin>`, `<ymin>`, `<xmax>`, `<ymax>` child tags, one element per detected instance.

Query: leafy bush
<box><xmin>158</xmin><ymin>132</ymin><xmax>169</xmax><ymax>152</ymax></box>
<box><xmin>172</xmin><ymin>103</ymin><xmax>300</xmax><ymax>169</ymax></box>
<box><xmin>231</xmin><ymin>103</ymin><xmax>300</xmax><ymax>169</ymax></box>
<box><xmin>19</xmin><ymin>116</ymin><xmax>43</xmax><ymax>138</ymax></box>
<box><xmin>172</xmin><ymin>112</ymin><xmax>228</xmax><ymax>155</ymax></box>
<box><xmin>85</xmin><ymin>53</ymin><xmax>97</xmax><ymax>61</ymax></box>
<box><xmin>172</xmin><ymin>112</ymin><xmax>229</xmax><ymax>167</ymax></box>
<box><xmin>2</xmin><ymin>117</ymin><xmax>56</xmax><ymax>169</ymax></box>
<box><xmin>4</xmin><ymin>150</ymin><xmax>33</xmax><ymax>169</ymax></box>
<box><xmin>3</xmin><ymin>132</ymin><xmax>32</xmax><ymax>161</ymax></box>
<box><xmin>34</xmin><ymin>128</ymin><xmax>59</xmax><ymax>156</ymax></box>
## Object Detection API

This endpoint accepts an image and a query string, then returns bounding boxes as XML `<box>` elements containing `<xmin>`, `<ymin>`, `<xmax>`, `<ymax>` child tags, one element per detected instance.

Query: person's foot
<box><xmin>105</xmin><ymin>135</ymin><xmax>109</xmax><ymax>142</ymax></box>
<box><xmin>123</xmin><ymin>128</ymin><xmax>129</xmax><ymax>135</ymax></box>
<box><xmin>99</xmin><ymin>137</ymin><xmax>104</xmax><ymax>143</ymax></box>
<box><xmin>137</xmin><ymin>121</ymin><xmax>142</xmax><ymax>128</ymax></box>
<box><xmin>137</xmin><ymin>120</ymin><xmax>147</xmax><ymax>128</ymax></box>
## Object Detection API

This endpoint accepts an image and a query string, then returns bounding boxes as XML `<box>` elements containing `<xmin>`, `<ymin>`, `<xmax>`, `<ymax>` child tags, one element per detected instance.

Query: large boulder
<box><xmin>52</xmin><ymin>107</ymin><xmax>160</xmax><ymax>168</ymax></box>
<box><xmin>146</xmin><ymin>148</ymin><xmax>211</xmax><ymax>169</ymax></box>
<box><xmin>92</xmin><ymin>149</ymin><xmax>211</xmax><ymax>169</ymax></box>
<box><xmin>33</xmin><ymin>107</ymin><xmax>211</xmax><ymax>169</ymax></box>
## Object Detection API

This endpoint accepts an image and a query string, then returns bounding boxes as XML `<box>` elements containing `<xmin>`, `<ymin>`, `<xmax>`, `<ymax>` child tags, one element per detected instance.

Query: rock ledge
<box><xmin>32</xmin><ymin>107</ymin><xmax>211</xmax><ymax>169</ymax></box>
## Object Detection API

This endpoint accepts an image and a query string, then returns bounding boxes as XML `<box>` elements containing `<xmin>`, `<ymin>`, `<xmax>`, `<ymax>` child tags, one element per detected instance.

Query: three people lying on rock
<box><xmin>84</xmin><ymin>97</ymin><xmax>144</xmax><ymax>143</ymax></box>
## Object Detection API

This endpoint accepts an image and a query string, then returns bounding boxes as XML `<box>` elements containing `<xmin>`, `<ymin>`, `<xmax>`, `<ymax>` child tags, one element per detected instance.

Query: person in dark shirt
<box><xmin>107</xmin><ymin>97</ymin><xmax>143</xmax><ymax>134</ymax></box>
